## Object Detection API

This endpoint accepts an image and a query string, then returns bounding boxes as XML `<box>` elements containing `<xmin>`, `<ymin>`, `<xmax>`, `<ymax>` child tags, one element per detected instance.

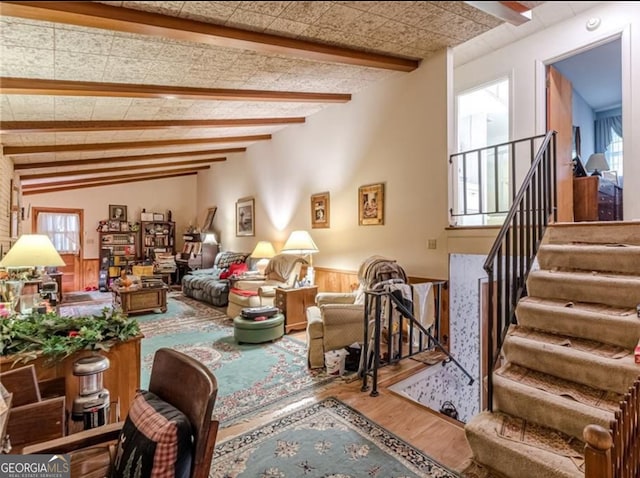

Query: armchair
<box><xmin>23</xmin><ymin>348</ymin><xmax>219</xmax><ymax>478</ymax></box>
<box><xmin>226</xmin><ymin>254</ymin><xmax>306</xmax><ymax>318</ymax></box>
<box><xmin>305</xmin><ymin>255</ymin><xmax>402</xmax><ymax>369</ymax></box>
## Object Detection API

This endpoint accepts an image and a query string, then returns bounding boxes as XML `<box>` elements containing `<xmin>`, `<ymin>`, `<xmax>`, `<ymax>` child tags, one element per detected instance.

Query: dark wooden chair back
<box><xmin>148</xmin><ymin>348</ymin><xmax>219</xmax><ymax>478</ymax></box>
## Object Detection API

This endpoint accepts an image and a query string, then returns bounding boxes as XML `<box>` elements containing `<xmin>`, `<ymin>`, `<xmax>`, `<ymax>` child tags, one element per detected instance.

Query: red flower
<box><xmin>68</xmin><ymin>331</ymin><xmax>80</xmax><ymax>337</ymax></box>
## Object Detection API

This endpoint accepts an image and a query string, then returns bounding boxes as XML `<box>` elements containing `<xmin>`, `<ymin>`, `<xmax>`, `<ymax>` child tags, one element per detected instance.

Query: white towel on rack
<box><xmin>413</xmin><ymin>282</ymin><xmax>434</xmax><ymax>330</ymax></box>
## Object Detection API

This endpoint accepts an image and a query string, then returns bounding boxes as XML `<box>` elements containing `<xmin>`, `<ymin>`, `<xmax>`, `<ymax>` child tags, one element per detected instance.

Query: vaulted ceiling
<box><xmin>0</xmin><ymin>1</ymin><xmax>542</xmax><ymax>195</ymax></box>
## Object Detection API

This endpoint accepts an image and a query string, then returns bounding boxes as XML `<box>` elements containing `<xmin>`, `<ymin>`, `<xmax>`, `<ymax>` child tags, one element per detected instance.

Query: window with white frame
<box><xmin>37</xmin><ymin>212</ymin><xmax>80</xmax><ymax>254</ymax></box>
<box><xmin>453</xmin><ymin>77</ymin><xmax>510</xmax><ymax>226</ymax></box>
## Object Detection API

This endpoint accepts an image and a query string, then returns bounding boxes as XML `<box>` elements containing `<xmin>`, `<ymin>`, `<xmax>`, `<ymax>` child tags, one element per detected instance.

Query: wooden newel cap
<box><xmin>583</xmin><ymin>424</ymin><xmax>613</xmax><ymax>450</ymax></box>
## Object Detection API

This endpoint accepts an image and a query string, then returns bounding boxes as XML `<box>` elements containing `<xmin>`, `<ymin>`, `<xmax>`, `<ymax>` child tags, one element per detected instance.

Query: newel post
<box><xmin>583</xmin><ymin>424</ymin><xmax>613</xmax><ymax>478</ymax></box>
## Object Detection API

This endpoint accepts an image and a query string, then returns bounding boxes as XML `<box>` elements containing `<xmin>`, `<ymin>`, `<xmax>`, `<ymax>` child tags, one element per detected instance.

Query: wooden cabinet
<box><xmin>573</xmin><ymin>176</ymin><xmax>623</xmax><ymax>222</ymax></box>
<box><xmin>275</xmin><ymin>286</ymin><xmax>317</xmax><ymax>333</ymax></box>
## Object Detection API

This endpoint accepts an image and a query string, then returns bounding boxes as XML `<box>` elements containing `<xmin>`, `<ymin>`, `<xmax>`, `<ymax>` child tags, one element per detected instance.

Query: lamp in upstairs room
<box><xmin>281</xmin><ymin>230</ymin><xmax>319</xmax><ymax>285</ymax></box>
<box><xmin>0</xmin><ymin>234</ymin><xmax>65</xmax><ymax>312</ymax></box>
<box><xmin>585</xmin><ymin>153</ymin><xmax>609</xmax><ymax>177</ymax></box>
<box><xmin>251</xmin><ymin>241</ymin><xmax>276</xmax><ymax>276</ymax></box>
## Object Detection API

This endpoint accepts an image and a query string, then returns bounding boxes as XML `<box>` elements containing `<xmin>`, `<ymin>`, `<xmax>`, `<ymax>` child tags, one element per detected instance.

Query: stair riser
<box><xmin>537</xmin><ymin>247</ymin><xmax>640</xmax><ymax>275</ymax></box>
<box><xmin>465</xmin><ymin>425</ymin><xmax>582</xmax><ymax>478</ymax></box>
<box><xmin>503</xmin><ymin>336</ymin><xmax>638</xmax><ymax>394</ymax></box>
<box><xmin>515</xmin><ymin>301</ymin><xmax>640</xmax><ymax>349</ymax></box>
<box><xmin>545</xmin><ymin>223</ymin><xmax>640</xmax><ymax>246</ymax></box>
<box><xmin>527</xmin><ymin>273</ymin><xmax>640</xmax><ymax>309</ymax></box>
<box><xmin>493</xmin><ymin>376</ymin><xmax>612</xmax><ymax>440</ymax></box>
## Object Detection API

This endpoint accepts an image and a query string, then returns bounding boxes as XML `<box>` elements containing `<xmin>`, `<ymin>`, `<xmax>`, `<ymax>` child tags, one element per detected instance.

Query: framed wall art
<box><xmin>310</xmin><ymin>192</ymin><xmax>330</xmax><ymax>229</ymax></box>
<box><xmin>236</xmin><ymin>197</ymin><xmax>255</xmax><ymax>237</ymax></box>
<box><xmin>109</xmin><ymin>204</ymin><xmax>127</xmax><ymax>222</ymax></box>
<box><xmin>201</xmin><ymin>206</ymin><xmax>217</xmax><ymax>233</ymax></box>
<box><xmin>358</xmin><ymin>183</ymin><xmax>385</xmax><ymax>226</ymax></box>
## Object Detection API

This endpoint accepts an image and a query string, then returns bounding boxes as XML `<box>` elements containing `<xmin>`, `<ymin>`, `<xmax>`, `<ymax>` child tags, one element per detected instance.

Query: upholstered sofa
<box><xmin>181</xmin><ymin>251</ymin><xmax>250</xmax><ymax>307</ymax></box>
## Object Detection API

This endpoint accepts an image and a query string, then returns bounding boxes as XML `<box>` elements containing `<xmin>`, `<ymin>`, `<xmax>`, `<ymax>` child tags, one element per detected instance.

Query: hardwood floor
<box><xmin>217</xmin><ymin>330</ymin><xmax>474</xmax><ymax>473</ymax></box>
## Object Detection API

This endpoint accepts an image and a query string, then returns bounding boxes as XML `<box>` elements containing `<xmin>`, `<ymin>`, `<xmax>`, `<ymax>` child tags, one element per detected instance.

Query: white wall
<box><xmin>198</xmin><ymin>51</ymin><xmax>453</xmax><ymax>279</ymax></box>
<box><xmin>24</xmin><ymin>175</ymin><xmax>198</xmax><ymax>258</ymax></box>
<box><xmin>454</xmin><ymin>2</ymin><xmax>640</xmax><ymax>219</ymax></box>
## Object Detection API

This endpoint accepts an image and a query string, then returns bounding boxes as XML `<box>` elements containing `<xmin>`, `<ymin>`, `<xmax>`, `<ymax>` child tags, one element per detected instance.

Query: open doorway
<box><xmin>548</xmin><ymin>38</ymin><xmax>623</xmax><ymax>222</ymax></box>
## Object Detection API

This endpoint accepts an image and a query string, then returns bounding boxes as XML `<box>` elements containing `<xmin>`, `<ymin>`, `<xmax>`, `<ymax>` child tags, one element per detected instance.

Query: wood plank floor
<box><xmin>217</xmin><ymin>330</ymin><xmax>474</xmax><ymax>473</ymax></box>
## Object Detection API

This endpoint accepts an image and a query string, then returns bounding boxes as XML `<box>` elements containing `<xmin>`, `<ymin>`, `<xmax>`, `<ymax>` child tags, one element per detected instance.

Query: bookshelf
<box><xmin>141</xmin><ymin>221</ymin><xmax>175</xmax><ymax>260</ymax></box>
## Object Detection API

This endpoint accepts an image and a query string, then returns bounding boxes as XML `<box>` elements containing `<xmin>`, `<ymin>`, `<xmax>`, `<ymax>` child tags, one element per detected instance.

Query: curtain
<box><xmin>37</xmin><ymin>213</ymin><xmax>80</xmax><ymax>254</ymax></box>
<box><xmin>594</xmin><ymin>115</ymin><xmax>622</xmax><ymax>153</ymax></box>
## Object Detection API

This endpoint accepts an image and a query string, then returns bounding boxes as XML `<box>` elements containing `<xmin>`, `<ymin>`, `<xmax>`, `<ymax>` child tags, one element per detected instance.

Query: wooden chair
<box><xmin>1</xmin><ymin>364</ymin><xmax>66</xmax><ymax>453</ymax></box>
<box><xmin>23</xmin><ymin>348</ymin><xmax>219</xmax><ymax>478</ymax></box>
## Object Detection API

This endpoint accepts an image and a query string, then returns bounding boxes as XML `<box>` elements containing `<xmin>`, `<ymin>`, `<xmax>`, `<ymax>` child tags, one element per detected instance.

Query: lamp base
<box><xmin>256</xmin><ymin>258</ymin><xmax>270</xmax><ymax>276</ymax></box>
<box><xmin>305</xmin><ymin>266</ymin><xmax>315</xmax><ymax>286</ymax></box>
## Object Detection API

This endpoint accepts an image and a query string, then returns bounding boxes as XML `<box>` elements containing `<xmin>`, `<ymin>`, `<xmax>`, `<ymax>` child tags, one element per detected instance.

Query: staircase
<box><xmin>465</xmin><ymin>221</ymin><xmax>640</xmax><ymax>478</ymax></box>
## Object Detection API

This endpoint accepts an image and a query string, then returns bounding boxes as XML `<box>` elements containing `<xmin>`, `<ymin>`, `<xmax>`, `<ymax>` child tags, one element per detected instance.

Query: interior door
<box><xmin>32</xmin><ymin>207</ymin><xmax>83</xmax><ymax>294</ymax></box>
<box><xmin>546</xmin><ymin>65</ymin><xmax>574</xmax><ymax>222</ymax></box>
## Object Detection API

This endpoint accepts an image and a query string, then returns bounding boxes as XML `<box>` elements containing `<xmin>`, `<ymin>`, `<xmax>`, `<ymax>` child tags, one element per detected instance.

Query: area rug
<box><xmin>133</xmin><ymin>294</ymin><xmax>335</xmax><ymax>427</ymax></box>
<box><xmin>60</xmin><ymin>292</ymin><xmax>96</xmax><ymax>304</ymax></box>
<box><xmin>212</xmin><ymin>397</ymin><xmax>459</xmax><ymax>478</ymax></box>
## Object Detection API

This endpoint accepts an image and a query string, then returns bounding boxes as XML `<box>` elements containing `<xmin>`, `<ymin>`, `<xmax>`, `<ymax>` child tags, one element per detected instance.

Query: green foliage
<box><xmin>0</xmin><ymin>307</ymin><xmax>141</xmax><ymax>364</ymax></box>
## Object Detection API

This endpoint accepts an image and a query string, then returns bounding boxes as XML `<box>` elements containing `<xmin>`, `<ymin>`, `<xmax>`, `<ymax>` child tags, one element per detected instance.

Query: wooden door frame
<box><xmin>31</xmin><ymin>207</ymin><xmax>84</xmax><ymax>290</ymax></box>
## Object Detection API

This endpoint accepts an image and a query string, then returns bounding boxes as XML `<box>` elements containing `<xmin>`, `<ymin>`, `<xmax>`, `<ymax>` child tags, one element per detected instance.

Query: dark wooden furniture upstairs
<box><xmin>573</xmin><ymin>176</ymin><xmax>623</xmax><ymax>222</ymax></box>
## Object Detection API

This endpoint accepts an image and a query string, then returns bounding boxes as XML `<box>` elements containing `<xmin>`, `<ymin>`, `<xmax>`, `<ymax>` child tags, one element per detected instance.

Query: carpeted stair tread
<box><xmin>544</xmin><ymin>222</ymin><xmax>640</xmax><ymax>246</ymax></box>
<box><xmin>465</xmin><ymin>411</ymin><xmax>584</xmax><ymax>478</ymax></box>
<box><xmin>527</xmin><ymin>269</ymin><xmax>640</xmax><ymax>308</ymax></box>
<box><xmin>537</xmin><ymin>243</ymin><xmax>640</xmax><ymax>274</ymax></box>
<box><xmin>516</xmin><ymin>296</ymin><xmax>639</xmax><ymax>349</ymax></box>
<box><xmin>493</xmin><ymin>363</ymin><xmax>618</xmax><ymax>439</ymax></box>
<box><xmin>503</xmin><ymin>325</ymin><xmax>637</xmax><ymax>394</ymax></box>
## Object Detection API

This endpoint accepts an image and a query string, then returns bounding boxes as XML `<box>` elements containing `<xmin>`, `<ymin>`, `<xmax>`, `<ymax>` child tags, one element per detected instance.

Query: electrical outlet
<box><xmin>428</xmin><ymin>239</ymin><xmax>437</xmax><ymax>249</ymax></box>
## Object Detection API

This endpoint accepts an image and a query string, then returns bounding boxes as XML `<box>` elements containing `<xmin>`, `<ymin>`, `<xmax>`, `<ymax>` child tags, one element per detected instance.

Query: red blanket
<box><xmin>230</xmin><ymin>288</ymin><xmax>258</xmax><ymax>297</ymax></box>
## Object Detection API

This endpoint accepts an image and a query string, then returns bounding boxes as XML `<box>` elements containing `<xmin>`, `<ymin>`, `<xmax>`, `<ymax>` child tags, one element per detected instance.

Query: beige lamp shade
<box><xmin>281</xmin><ymin>230</ymin><xmax>318</xmax><ymax>269</ymax></box>
<box><xmin>585</xmin><ymin>153</ymin><xmax>609</xmax><ymax>176</ymax></box>
<box><xmin>251</xmin><ymin>241</ymin><xmax>276</xmax><ymax>259</ymax></box>
<box><xmin>0</xmin><ymin>234</ymin><xmax>66</xmax><ymax>268</ymax></box>
<box><xmin>251</xmin><ymin>241</ymin><xmax>276</xmax><ymax>275</ymax></box>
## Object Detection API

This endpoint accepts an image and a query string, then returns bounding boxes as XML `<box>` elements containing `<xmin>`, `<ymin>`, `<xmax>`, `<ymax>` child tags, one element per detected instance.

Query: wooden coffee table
<box><xmin>112</xmin><ymin>285</ymin><xmax>168</xmax><ymax>315</ymax></box>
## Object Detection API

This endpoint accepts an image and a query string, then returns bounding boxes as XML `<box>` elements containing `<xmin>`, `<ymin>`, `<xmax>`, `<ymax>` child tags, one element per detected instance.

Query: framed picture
<box><xmin>109</xmin><ymin>204</ymin><xmax>127</xmax><ymax>222</ymax></box>
<box><xmin>358</xmin><ymin>183</ymin><xmax>385</xmax><ymax>226</ymax></box>
<box><xmin>120</xmin><ymin>222</ymin><xmax>129</xmax><ymax>232</ymax></box>
<box><xmin>201</xmin><ymin>206</ymin><xmax>217</xmax><ymax>232</ymax></box>
<box><xmin>236</xmin><ymin>197</ymin><xmax>255</xmax><ymax>237</ymax></box>
<box><xmin>153</xmin><ymin>213</ymin><xmax>164</xmax><ymax>221</ymax></box>
<box><xmin>311</xmin><ymin>192</ymin><xmax>330</xmax><ymax>229</ymax></box>
<box><xmin>108</xmin><ymin>220</ymin><xmax>121</xmax><ymax>231</ymax></box>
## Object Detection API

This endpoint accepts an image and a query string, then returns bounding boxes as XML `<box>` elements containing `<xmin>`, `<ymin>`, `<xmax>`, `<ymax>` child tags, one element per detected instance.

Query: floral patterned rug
<box><xmin>212</xmin><ymin>397</ymin><xmax>459</xmax><ymax>478</ymax></box>
<box><xmin>132</xmin><ymin>293</ymin><xmax>335</xmax><ymax>427</ymax></box>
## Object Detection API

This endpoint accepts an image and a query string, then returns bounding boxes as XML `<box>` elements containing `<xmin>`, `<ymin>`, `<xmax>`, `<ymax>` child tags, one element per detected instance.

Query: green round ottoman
<box><xmin>233</xmin><ymin>313</ymin><xmax>285</xmax><ymax>344</ymax></box>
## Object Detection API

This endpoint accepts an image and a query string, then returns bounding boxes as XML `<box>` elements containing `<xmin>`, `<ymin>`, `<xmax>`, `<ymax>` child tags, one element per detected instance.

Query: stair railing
<box><xmin>360</xmin><ymin>281</ymin><xmax>474</xmax><ymax>397</ymax></box>
<box><xmin>482</xmin><ymin>130</ymin><xmax>557</xmax><ymax>412</ymax></box>
<box><xmin>584</xmin><ymin>377</ymin><xmax>640</xmax><ymax>478</ymax></box>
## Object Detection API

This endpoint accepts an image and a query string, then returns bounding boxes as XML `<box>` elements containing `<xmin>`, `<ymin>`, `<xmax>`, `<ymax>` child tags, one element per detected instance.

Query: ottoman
<box><xmin>233</xmin><ymin>313</ymin><xmax>285</xmax><ymax>344</ymax></box>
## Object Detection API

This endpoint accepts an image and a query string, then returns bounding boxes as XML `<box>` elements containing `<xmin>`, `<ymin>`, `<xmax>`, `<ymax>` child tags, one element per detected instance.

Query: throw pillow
<box><xmin>220</xmin><ymin>262</ymin><xmax>248</xmax><ymax>279</ymax></box>
<box><xmin>109</xmin><ymin>390</ymin><xmax>193</xmax><ymax>478</ymax></box>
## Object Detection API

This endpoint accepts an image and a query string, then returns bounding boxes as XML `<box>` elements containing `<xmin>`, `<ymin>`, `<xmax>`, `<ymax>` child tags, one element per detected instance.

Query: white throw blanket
<box><xmin>412</xmin><ymin>282</ymin><xmax>434</xmax><ymax>348</ymax></box>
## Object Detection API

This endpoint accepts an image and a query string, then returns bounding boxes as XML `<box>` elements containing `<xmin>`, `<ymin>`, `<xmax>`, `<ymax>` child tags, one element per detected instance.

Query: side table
<box><xmin>275</xmin><ymin>286</ymin><xmax>317</xmax><ymax>333</ymax></box>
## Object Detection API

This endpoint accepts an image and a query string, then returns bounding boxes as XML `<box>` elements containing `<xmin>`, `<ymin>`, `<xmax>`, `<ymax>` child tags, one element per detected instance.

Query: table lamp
<box><xmin>281</xmin><ymin>230</ymin><xmax>319</xmax><ymax>285</ymax></box>
<box><xmin>585</xmin><ymin>153</ymin><xmax>609</xmax><ymax>177</ymax></box>
<box><xmin>0</xmin><ymin>234</ymin><xmax>66</xmax><ymax>313</ymax></box>
<box><xmin>251</xmin><ymin>241</ymin><xmax>276</xmax><ymax>275</ymax></box>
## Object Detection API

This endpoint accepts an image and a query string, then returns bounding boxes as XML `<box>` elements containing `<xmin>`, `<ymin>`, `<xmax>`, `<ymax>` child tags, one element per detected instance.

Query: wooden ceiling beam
<box><xmin>13</xmin><ymin>147</ymin><xmax>245</xmax><ymax>170</ymax></box>
<box><xmin>19</xmin><ymin>157</ymin><xmax>226</xmax><ymax>180</ymax></box>
<box><xmin>0</xmin><ymin>77</ymin><xmax>351</xmax><ymax>103</ymax></box>
<box><xmin>0</xmin><ymin>117</ymin><xmax>305</xmax><ymax>133</ymax></box>
<box><xmin>4</xmin><ymin>135</ymin><xmax>269</xmax><ymax>156</ymax></box>
<box><xmin>22</xmin><ymin>166</ymin><xmax>210</xmax><ymax>190</ymax></box>
<box><xmin>22</xmin><ymin>172</ymin><xmax>198</xmax><ymax>196</ymax></box>
<box><xmin>0</xmin><ymin>2</ymin><xmax>419</xmax><ymax>72</ymax></box>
